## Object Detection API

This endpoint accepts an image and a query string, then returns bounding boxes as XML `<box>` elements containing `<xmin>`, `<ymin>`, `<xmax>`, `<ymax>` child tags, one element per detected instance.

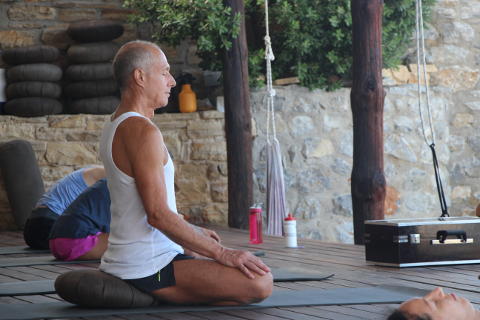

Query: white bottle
<box><xmin>283</xmin><ymin>214</ymin><xmax>297</xmax><ymax>248</ymax></box>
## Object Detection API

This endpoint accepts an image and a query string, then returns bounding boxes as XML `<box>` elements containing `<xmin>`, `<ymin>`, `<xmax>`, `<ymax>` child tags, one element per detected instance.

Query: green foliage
<box><xmin>124</xmin><ymin>0</ymin><xmax>436</xmax><ymax>91</ymax></box>
<box><xmin>122</xmin><ymin>0</ymin><xmax>241</xmax><ymax>72</ymax></box>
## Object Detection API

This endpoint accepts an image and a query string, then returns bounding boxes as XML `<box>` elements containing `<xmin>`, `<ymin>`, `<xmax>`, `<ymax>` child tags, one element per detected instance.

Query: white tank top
<box><xmin>99</xmin><ymin>111</ymin><xmax>183</xmax><ymax>279</ymax></box>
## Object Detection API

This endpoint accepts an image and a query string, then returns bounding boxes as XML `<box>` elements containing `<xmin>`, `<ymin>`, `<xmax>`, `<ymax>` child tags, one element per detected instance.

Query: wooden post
<box><xmin>350</xmin><ymin>0</ymin><xmax>386</xmax><ymax>244</ymax></box>
<box><xmin>223</xmin><ymin>0</ymin><xmax>252</xmax><ymax>229</ymax></box>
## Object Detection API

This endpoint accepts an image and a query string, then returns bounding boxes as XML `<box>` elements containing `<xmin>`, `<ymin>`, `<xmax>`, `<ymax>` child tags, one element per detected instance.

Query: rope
<box><xmin>415</xmin><ymin>0</ymin><xmax>435</xmax><ymax>145</ymax></box>
<box><xmin>264</xmin><ymin>0</ymin><xmax>276</xmax><ymax>144</ymax></box>
<box><xmin>415</xmin><ymin>0</ymin><xmax>449</xmax><ymax>217</ymax></box>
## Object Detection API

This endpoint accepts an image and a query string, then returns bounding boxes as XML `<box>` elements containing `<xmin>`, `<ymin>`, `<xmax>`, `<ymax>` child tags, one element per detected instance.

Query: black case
<box><xmin>364</xmin><ymin>217</ymin><xmax>480</xmax><ymax>267</ymax></box>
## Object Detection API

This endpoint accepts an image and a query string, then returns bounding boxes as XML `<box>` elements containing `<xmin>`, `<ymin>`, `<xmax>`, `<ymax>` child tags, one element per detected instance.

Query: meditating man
<box><xmin>49</xmin><ymin>179</ymin><xmax>110</xmax><ymax>261</ymax></box>
<box><xmin>388</xmin><ymin>287</ymin><xmax>480</xmax><ymax>320</ymax></box>
<box><xmin>24</xmin><ymin>166</ymin><xmax>105</xmax><ymax>249</ymax></box>
<box><xmin>99</xmin><ymin>40</ymin><xmax>273</xmax><ymax>305</ymax></box>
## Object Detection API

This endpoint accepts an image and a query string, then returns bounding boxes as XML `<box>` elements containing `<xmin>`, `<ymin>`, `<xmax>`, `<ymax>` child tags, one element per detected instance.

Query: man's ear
<box><xmin>132</xmin><ymin>68</ymin><xmax>145</xmax><ymax>88</ymax></box>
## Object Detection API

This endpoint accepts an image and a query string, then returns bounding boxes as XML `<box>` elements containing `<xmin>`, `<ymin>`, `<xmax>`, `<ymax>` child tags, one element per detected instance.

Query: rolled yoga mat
<box><xmin>0</xmin><ymin>285</ymin><xmax>430</xmax><ymax>320</ymax></box>
<box><xmin>0</xmin><ymin>251</ymin><xmax>267</xmax><ymax>267</ymax></box>
<box><xmin>0</xmin><ymin>270</ymin><xmax>334</xmax><ymax>296</ymax></box>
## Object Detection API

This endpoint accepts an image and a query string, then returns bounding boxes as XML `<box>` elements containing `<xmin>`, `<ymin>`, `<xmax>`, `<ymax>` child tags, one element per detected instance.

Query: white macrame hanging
<box><xmin>264</xmin><ymin>0</ymin><xmax>288</xmax><ymax>236</ymax></box>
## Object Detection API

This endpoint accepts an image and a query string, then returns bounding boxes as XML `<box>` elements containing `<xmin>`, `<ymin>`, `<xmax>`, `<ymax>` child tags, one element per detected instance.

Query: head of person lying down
<box><xmin>387</xmin><ymin>287</ymin><xmax>479</xmax><ymax>320</ymax></box>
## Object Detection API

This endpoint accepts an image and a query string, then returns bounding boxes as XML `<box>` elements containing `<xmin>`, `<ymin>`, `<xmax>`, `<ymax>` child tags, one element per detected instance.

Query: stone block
<box><xmin>452</xmin><ymin>113</ymin><xmax>474</xmax><ymax>127</ymax></box>
<box><xmin>0</xmin><ymin>123</ymin><xmax>36</xmax><ymax>140</ymax></box>
<box><xmin>58</xmin><ymin>8</ymin><xmax>97</xmax><ymax>22</ymax></box>
<box><xmin>8</xmin><ymin>5</ymin><xmax>56</xmax><ymax>20</ymax></box>
<box><xmin>85</xmin><ymin>116</ymin><xmax>108</xmax><ymax>131</ymax></box>
<box><xmin>187</xmin><ymin>120</ymin><xmax>224</xmax><ymax>139</ymax></box>
<box><xmin>389</xmin><ymin>65</ymin><xmax>411</xmax><ymax>84</ymax></box>
<box><xmin>48</xmin><ymin>115</ymin><xmax>85</xmax><ymax>128</ymax></box>
<box><xmin>431</xmin><ymin>68</ymin><xmax>479</xmax><ymax>91</ymax></box>
<box><xmin>200</xmin><ymin>110</ymin><xmax>224</xmax><ymax>120</ymax></box>
<box><xmin>464</xmin><ymin>101</ymin><xmax>480</xmax><ymax>111</ymax></box>
<box><xmin>439</xmin><ymin>22</ymin><xmax>475</xmax><ymax>44</ymax></box>
<box><xmin>30</xmin><ymin>140</ymin><xmax>47</xmax><ymax>152</ymax></box>
<box><xmin>207</xmin><ymin>163</ymin><xmax>228</xmax><ymax>179</ymax></box>
<box><xmin>289</xmin><ymin>115</ymin><xmax>315</xmax><ymax>138</ymax></box>
<box><xmin>154</xmin><ymin>119</ymin><xmax>188</xmax><ymax>130</ymax></box>
<box><xmin>41</xmin><ymin>26</ymin><xmax>72</xmax><ymax>49</ymax></box>
<box><xmin>191</xmin><ymin>141</ymin><xmax>227</xmax><ymax>161</ymax></box>
<box><xmin>311</xmin><ymin>139</ymin><xmax>334</xmax><ymax>158</ymax></box>
<box><xmin>101</xmin><ymin>8</ymin><xmax>134</xmax><ymax>21</ymax></box>
<box><xmin>452</xmin><ymin>186</ymin><xmax>471</xmax><ymax>200</ymax></box>
<box><xmin>40</xmin><ymin>165</ymin><xmax>74</xmax><ymax>183</ymax></box>
<box><xmin>0</xmin><ymin>30</ymin><xmax>36</xmax><ymax>49</ymax></box>
<box><xmin>66</xmin><ymin>131</ymin><xmax>101</xmax><ymax>142</ymax></box>
<box><xmin>45</xmin><ymin>142</ymin><xmax>97</xmax><ymax>165</ymax></box>
<box><xmin>210</xmin><ymin>182</ymin><xmax>227</xmax><ymax>203</ymax></box>
<box><xmin>162</xmin><ymin>134</ymin><xmax>181</xmax><ymax>160</ymax></box>
<box><xmin>430</xmin><ymin>45</ymin><xmax>469</xmax><ymax>66</ymax></box>
<box><xmin>332</xmin><ymin>194</ymin><xmax>352</xmax><ymax>217</ymax></box>
<box><xmin>385</xmin><ymin>186</ymin><xmax>400</xmax><ymax>216</ymax></box>
<box><xmin>175</xmin><ymin>164</ymin><xmax>209</xmax><ymax>205</ymax></box>
<box><xmin>201</xmin><ymin>204</ymin><xmax>227</xmax><ymax>225</ymax></box>
<box><xmin>385</xmin><ymin>135</ymin><xmax>417</xmax><ymax>163</ymax></box>
<box><xmin>155</xmin><ymin>112</ymin><xmax>199</xmax><ymax>122</ymax></box>
<box><xmin>9</xmin><ymin>115</ymin><xmax>48</xmax><ymax>123</ymax></box>
<box><xmin>8</xmin><ymin>21</ymin><xmax>48</xmax><ymax>28</ymax></box>
<box><xmin>35</xmin><ymin>127</ymin><xmax>68</xmax><ymax>141</ymax></box>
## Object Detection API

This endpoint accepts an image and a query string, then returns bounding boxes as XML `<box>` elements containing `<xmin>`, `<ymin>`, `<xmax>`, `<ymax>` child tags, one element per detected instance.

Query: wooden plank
<box><xmin>261</xmin><ymin>307</ymin><xmax>330</xmax><ymax>320</ymax></box>
<box><xmin>185</xmin><ymin>311</ymin><xmax>245</xmax><ymax>320</ymax></box>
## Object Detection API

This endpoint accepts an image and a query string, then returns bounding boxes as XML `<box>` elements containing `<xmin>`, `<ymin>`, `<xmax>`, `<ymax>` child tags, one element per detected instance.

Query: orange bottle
<box><xmin>179</xmin><ymin>83</ymin><xmax>197</xmax><ymax>113</ymax></box>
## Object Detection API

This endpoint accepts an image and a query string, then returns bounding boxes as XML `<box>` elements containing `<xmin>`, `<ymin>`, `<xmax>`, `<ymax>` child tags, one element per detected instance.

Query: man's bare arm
<box><xmin>119</xmin><ymin>119</ymin><xmax>270</xmax><ymax>279</ymax></box>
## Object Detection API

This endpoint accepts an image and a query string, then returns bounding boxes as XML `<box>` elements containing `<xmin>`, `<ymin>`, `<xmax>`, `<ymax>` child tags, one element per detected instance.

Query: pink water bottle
<box><xmin>249</xmin><ymin>206</ymin><xmax>263</xmax><ymax>244</ymax></box>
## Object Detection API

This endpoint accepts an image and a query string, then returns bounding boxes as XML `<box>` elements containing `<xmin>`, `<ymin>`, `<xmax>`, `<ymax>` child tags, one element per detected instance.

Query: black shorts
<box><xmin>23</xmin><ymin>207</ymin><xmax>58</xmax><ymax>250</ymax></box>
<box><xmin>125</xmin><ymin>253</ymin><xmax>194</xmax><ymax>293</ymax></box>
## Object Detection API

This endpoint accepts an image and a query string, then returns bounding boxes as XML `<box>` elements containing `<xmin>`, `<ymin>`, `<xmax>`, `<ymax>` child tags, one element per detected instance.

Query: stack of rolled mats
<box><xmin>64</xmin><ymin>20</ymin><xmax>123</xmax><ymax>114</ymax></box>
<box><xmin>2</xmin><ymin>45</ymin><xmax>63</xmax><ymax>117</ymax></box>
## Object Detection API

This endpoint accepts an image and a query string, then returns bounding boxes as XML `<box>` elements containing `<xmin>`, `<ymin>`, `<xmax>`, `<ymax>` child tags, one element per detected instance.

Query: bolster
<box><xmin>55</xmin><ymin>269</ymin><xmax>158</xmax><ymax>308</ymax></box>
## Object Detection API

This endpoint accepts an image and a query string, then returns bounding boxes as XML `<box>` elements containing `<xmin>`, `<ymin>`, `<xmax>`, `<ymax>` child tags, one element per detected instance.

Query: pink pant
<box><xmin>49</xmin><ymin>232</ymin><xmax>101</xmax><ymax>261</ymax></box>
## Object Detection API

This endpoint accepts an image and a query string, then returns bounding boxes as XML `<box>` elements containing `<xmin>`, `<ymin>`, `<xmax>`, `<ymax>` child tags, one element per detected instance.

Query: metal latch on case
<box><xmin>409</xmin><ymin>234</ymin><xmax>421</xmax><ymax>244</ymax></box>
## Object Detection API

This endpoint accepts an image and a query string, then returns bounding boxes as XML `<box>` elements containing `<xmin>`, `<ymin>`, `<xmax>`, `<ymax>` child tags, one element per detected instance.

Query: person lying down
<box><xmin>387</xmin><ymin>287</ymin><xmax>480</xmax><ymax>320</ymax></box>
<box><xmin>49</xmin><ymin>179</ymin><xmax>110</xmax><ymax>261</ymax></box>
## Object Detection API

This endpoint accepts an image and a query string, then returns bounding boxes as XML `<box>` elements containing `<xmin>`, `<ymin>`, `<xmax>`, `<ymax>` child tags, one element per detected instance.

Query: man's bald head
<box><xmin>113</xmin><ymin>40</ymin><xmax>163</xmax><ymax>92</ymax></box>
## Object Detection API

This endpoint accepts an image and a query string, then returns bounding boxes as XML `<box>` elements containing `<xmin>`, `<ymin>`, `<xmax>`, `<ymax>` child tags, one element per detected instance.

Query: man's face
<box><xmin>145</xmin><ymin>50</ymin><xmax>176</xmax><ymax>108</ymax></box>
<box><xmin>399</xmin><ymin>287</ymin><xmax>478</xmax><ymax>320</ymax></box>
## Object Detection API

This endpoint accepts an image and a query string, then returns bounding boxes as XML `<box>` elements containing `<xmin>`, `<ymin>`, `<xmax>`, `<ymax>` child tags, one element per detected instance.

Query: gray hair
<box><xmin>113</xmin><ymin>40</ymin><xmax>162</xmax><ymax>92</ymax></box>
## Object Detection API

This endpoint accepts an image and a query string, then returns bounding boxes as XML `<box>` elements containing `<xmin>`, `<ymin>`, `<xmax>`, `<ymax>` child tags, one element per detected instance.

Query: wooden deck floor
<box><xmin>1</xmin><ymin>227</ymin><xmax>479</xmax><ymax>320</ymax></box>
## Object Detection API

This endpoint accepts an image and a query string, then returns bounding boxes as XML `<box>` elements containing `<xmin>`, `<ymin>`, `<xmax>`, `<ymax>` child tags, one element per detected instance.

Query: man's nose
<box><xmin>426</xmin><ymin>287</ymin><xmax>445</xmax><ymax>300</ymax></box>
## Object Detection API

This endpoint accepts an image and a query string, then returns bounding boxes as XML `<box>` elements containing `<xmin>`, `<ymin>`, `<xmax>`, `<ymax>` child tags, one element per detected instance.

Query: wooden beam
<box><xmin>350</xmin><ymin>0</ymin><xmax>387</xmax><ymax>244</ymax></box>
<box><xmin>223</xmin><ymin>0</ymin><xmax>252</xmax><ymax>229</ymax></box>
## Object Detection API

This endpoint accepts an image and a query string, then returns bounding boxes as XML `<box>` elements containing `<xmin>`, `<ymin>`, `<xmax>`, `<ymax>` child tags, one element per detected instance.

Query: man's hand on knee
<box><xmin>216</xmin><ymin>248</ymin><xmax>270</xmax><ymax>280</ymax></box>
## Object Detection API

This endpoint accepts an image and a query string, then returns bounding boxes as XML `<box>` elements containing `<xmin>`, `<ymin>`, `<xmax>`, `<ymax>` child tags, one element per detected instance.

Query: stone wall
<box><xmin>0</xmin><ymin>111</ymin><xmax>228</xmax><ymax>230</ymax></box>
<box><xmin>0</xmin><ymin>0</ymin><xmax>136</xmax><ymax>53</ymax></box>
<box><xmin>250</xmin><ymin>0</ymin><xmax>480</xmax><ymax>243</ymax></box>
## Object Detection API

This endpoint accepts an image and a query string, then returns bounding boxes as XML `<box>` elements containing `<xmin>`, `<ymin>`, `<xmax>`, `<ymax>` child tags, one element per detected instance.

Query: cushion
<box><xmin>55</xmin><ymin>269</ymin><xmax>158</xmax><ymax>308</ymax></box>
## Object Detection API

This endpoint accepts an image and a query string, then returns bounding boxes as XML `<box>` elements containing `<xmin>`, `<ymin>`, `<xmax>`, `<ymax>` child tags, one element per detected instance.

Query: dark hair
<box><xmin>387</xmin><ymin>310</ymin><xmax>432</xmax><ymax>320</ymax></box>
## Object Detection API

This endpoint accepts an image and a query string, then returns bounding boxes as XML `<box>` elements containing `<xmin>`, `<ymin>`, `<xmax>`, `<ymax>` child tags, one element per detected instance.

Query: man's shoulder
<box><xmin>118</xmin><ymin>116</ymin><xmax>160</xmax><ymax>137</ymax></box>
